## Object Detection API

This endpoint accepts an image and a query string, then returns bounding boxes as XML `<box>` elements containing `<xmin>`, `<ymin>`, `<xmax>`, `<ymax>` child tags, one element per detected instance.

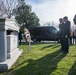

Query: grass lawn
<box><xmin>0</xmin><ymin>42</ymin><xmax>76</xmax><ymax>75</ymax></box>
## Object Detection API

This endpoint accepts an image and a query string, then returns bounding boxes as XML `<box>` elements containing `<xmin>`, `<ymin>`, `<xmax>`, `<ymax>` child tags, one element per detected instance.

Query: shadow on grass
<box><xmin>51</xmin><ymin>44</ymin><xmax>61</xmax><ymax>49</ymax></box>
<box><xmin>40</xmin><ymin>43</ymin><xmax>60</xmax><ymax>50</ymax></box>
<box><xmin>21</xmin><ymin>42</ymin><xmax>57</xmax><ymax>46</ymax></box>
<box><xmin>40</xmin><ymin>44</ymin><xmax>55</xmax><ymax>50</ymax></box>
<box><xmin>13</xmin><ymin>50</ymin><xmax>67</xmax><ymax>75</ymax></box>
<box><xmin>68</xmin><ymin>61</ymin><xmax>76</xmax><ymax>75</ymax></box>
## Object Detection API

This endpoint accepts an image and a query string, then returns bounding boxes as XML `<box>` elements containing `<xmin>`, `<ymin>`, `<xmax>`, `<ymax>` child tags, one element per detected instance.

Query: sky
<box><xmin>26</xmin><ymin>0</ymin><xmax>76</xmax><ymax>25</ymax></box>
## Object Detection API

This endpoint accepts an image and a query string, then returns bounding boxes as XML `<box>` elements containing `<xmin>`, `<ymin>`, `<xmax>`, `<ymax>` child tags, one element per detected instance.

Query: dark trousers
<box><xmin>19</xmin><ymin>40</ymin><xmax>22</xmax><ymax>45</ymax></box>
<box><xmin>60</xmin><ymin>37</ymin><xmax>64</xmax><ymax>51</ymax></box>
<box><xmin>63</xmin><ymin>37</ymin><xmax>69</xmax><ymax>53</ymax></box>
<box><xmin>60</xmin><ymin>36</ymin><xmax>69</xmax><ymax>53</ymax></box>
<box><xmin>70</xmin><ymin>37</ymin><xmax>72</xmax><ymax>44</ymax></box>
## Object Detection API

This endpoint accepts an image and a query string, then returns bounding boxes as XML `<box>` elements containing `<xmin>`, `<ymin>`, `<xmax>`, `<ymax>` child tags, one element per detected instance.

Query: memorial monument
<box><xmin>0</xmin><ymin>18</ymin><xmax>23</xmax><ymax>71</ymax></box>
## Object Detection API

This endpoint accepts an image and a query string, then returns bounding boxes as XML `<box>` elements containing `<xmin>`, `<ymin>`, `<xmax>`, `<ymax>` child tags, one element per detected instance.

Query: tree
<box><xmin>27</xmin><ymin>12</ymin><xmax>40</xmax><ymax>27</ymax></box>
<box><xmin>0</xmin><ymin>0</ymin><xmax>18</xmax><ymax>18</ymax></box>
<box><xmin>13</xmin><ymin>0</ymin><xmax>40</xmax><ymax>30</ymax></box>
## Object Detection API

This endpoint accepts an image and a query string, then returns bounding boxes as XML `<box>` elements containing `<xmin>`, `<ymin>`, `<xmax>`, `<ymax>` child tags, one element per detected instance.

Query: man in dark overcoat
<box><xmin>59</xmin><ymin>18</ymin><xmax>64</xmax><ymax>52</ymax></box>
<box><xmin>63</xmin><ymin>16</ymin><xmax>71</xmax><ymax>53</ymax></box>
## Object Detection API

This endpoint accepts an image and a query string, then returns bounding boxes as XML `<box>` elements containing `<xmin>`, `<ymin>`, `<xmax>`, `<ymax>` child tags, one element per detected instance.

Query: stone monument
<box><xmin>0</xmin><ymin>18</ymin><xmax>23</xmax><ymax>71</ymax></box>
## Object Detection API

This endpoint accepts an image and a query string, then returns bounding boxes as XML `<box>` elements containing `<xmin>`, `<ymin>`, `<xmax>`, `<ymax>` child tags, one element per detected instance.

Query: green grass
<box><xmin>0</xmin><ymin>42</ymin><xmax>76</xmax><ymax>75</ymax></box>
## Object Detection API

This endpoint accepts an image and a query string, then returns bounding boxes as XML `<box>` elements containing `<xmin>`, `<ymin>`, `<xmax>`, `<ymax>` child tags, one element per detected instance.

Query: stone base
<box><xmin>7</xmin><ymin>48</ymin><xmax>21</xmax><ymax>59</ymax></box>
<box><xmin>0</xmin><ymin>49</ymin><xmax>23</xmax><ymax>72</ymax></box>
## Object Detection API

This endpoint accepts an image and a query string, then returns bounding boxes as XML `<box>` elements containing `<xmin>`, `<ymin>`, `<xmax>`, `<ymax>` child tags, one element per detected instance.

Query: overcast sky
<box><xmin>26</xmin><ymin>0</ymin><xmax>76</xmax><ymax>25</ymax></box>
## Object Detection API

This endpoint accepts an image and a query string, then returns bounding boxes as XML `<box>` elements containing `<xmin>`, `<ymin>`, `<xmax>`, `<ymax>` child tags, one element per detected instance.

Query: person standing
<box><xmin>63</xmin><ymin>16</ymin><xmax>71</xmax><ymax>53</ymax></box>
<box><xmin>73</xmin><ymin>29</ymin><xmax>76</xmax><ymax>45</ymax></box>
<box><xmin>18</xmin><ymin>30</ymin><xmax>23</xmax><ymax>45</ymax></box>
<box><xmin>73</xmin><ymin>14</ymin><xmax>76</xmax><ymax>25</ymax></box>
<box><xmin>59</xmin><ymin>18</ymin><xmax>64</xmax><ymax>52</ymax></box>
<box><xmin>69</xmin><ymin>29</ymin><xmax>74</xmax><ymax>45</ymax></box>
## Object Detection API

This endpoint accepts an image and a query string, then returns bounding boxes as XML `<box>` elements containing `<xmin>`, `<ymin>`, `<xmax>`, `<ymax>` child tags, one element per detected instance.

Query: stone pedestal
<box><xmin>0</xmin><ymin>49</ymin><xmax>22</xmax><ymax>71</ymax></box>
<box><xmin>7</xmin><ymin>35</ymin><xmax>19</xmax><ymax>59</ymax></box>
<box><xmin>0</xmin><ymin>30</ymin><xmax>7</xmax><ymax>62</ymax></box>
<box><xmin>0</xmin><ymin>18</ymin><xmax>23</xmax><ymax>72</ymax></box>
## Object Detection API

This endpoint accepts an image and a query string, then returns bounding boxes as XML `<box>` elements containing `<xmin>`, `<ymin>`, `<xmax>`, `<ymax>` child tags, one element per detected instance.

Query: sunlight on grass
<box><xmin>0</xmin><ymin>42</ymin><xmax>76</xmax><ymax>75</ymax></box>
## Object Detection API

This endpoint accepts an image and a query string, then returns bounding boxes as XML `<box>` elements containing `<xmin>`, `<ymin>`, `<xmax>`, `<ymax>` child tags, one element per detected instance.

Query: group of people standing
<box><xmin>59</xmin><ymin>16</ymin><xmax>76</xmax><ymax>54</ymax></box>
<box><xmin>59</xmin><ymin>16</ymin><xmax>70</xmax><ymax>53</ymax></box>
<box><xmin>18</xmin><ymin>15</ymin><xmax>76</xmax><ymax>53</ymax></box>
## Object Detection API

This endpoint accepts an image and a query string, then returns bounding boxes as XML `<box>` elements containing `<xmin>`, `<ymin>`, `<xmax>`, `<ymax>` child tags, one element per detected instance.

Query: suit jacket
<box><xmin>63</xmin><ymin>21</ymin><xmax>71</xmax><ymax>37</ymax></box>
<box><xmin>59</xmin><ymin>23</ymin><xmax>65</xmax><ymax>37</ymax></box>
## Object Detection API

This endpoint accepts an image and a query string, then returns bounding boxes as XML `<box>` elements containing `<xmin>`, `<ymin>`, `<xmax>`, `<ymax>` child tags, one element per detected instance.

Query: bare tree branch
<box><xmin>0</xmin><ymin>0</ymin><xmax>18</xmax><ymax>18</ymax></box>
